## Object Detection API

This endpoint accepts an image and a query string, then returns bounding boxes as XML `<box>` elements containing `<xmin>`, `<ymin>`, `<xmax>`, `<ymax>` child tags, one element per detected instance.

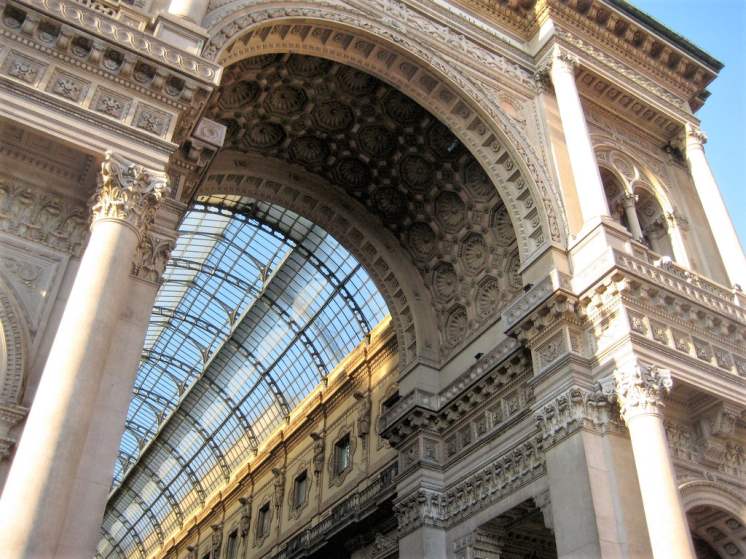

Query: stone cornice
<box><xmin>8</xmin><ymin>0</ymin><xmax>221</xmax><ymax>84</ymax></box>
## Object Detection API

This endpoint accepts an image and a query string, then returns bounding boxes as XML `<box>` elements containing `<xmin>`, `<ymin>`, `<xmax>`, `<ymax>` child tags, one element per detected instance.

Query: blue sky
<box><xmin>631</xmin><ymin>0</ymin><xmax>746</xmax><ymax>247</ymax></box>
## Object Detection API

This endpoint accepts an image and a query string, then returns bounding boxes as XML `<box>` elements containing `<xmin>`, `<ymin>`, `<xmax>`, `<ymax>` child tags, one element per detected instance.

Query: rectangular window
<box><xmin>334</xmin><ymin>434</ymin><xmax>351</xmax><ymax>476</ymax></box>
<box><xmin>293</xmin><ymin>470</ymin><xmax>308</xmax><ymax>509</ymax></box>
<box><xmin>257</xmin><ymin>502</ymin><xmax>271</xmax><ymax>539</ymax></box>
<box><xmin>225</xmin><ymin>530</ymin><xmax>238</xmax><ymax>559</ymax></box>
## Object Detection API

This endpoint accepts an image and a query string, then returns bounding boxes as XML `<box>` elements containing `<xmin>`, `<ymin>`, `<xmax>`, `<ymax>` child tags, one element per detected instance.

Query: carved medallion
<box><xmin>445</xmin><ymin>305</ymin><xmax>468</xmax><ymax>346</ymax></box>
<box><xmin>407</xmin><ymin>222</ymin><xmax>436</xmax><ymax>259</ymax></box>
<box><xmin>427</xmin><ymin>121</ymin><xmax>462</xmax><ymax>159</ymax></box>
<box><xmin>382</xmin><ymin>90</ymin><xmax>422</xmax><ymax>123</ymax></box>
<box><xmin>220</xmin><ymin>80</ymin><xmax>260</xmax><ymax>109</ymax></box>
<box><xmin>372</xmin><ymin>187</ymin><xmax>407</xmax><ymax>219</ymax></box>
<box><xmin>289</xmin><ymin>136</ymin><xmax>329</xmax><ymax>166</ymax></box>
<box><xmin>463</xmin><ymin>160</ymin><xmax>495</xmax><ymax>200</ymax></box>
<box><xmin>434</xmin><ymin>191</ymin><xmax>465</xmax><ymax>232</ymax></box>
<box><xmin>460</xmin><ymin>233</ymin><xmax>487</xmax><ymax>275</ymax></box>
<box><xmin>336</xmin><ymin>65</ymin><xmax>378</xmax><ymax>95</ymax></box>
<box><xmin>400</xmin><ymin>155</ymin><xmax>433</xmax><ymax>191</ymax></box>
<box><xmin>357</xmin><ymin>125</ymin><xmax>396</xmax><ymax>158</ymax></box>
<box><xmin>476</xmin><ymin>276</ymin><xmax>499</xmax><ymax>318</ymax></box>
<box><xmin>287</xmin><ymin>54</ymin><xmax>331</xmax><ymax>77</ymax></box>
<box><xmin>243</xmin><ymin>122</ymin><xmax>285</xmax><ymax>149</ymax></box>
<box><xmin>490</xmin><ymin>204</ymin><xmax>514</xmax><ymax>246</ymax></box>
<box><xmin>312</xmin><ymin>101</ymin><xmax>354</xmax><ymax>132</ymax></box>
<box><xmin>433</xmin><ymin>263</ymin><xmax>458</xmax><ymax>301</ymax></box>
<box><xmin>333</xmin><ymin>158</ymin><xmax>370</xmax><ymax>189</ymax></box>
<box><xmin>265</xmin><ymin>85</ymin><xmax>307</xmax><ymax>115</ymax></box>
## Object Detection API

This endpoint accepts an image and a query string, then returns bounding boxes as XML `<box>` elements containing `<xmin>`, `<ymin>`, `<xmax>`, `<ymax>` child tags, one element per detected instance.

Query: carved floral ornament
<box><xmin>91</xmin><ymin>151</ymin><xmax>170</xmax><ymax>236</ymax></box>
<box><xmin>600</xmin><ymin>362</ymin><xmax>673</xmax><ymax>421</ymax></box>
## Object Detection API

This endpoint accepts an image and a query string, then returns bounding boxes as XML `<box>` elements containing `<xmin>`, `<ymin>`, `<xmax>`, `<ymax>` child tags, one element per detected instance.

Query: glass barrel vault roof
<box><xmin>97</xmin><ymin>195</ymin><xmax>388</xmax><ymax>558</ymax></box>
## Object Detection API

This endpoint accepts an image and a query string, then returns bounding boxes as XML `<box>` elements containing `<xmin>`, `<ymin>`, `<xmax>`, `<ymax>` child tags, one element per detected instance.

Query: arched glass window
<box><xmin>97</xmin><ymin>195</ymin><xmax>389</xmax><ymax>558</ymax></box>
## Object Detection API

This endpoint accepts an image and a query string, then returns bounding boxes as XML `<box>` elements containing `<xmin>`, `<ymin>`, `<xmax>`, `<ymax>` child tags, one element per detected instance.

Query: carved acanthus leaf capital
<box><xmin>551</xmin><ymin>47</ymin><xmax>580</xmax><ymax>74</ymax></box>
<box><xmin>685</xmin><ymin>123</ymin><xmax>708</xmax><ymax>148</ymax></box>
<box><xmin>131</xmin><ymin>233</ymin><xmax>175</xmax><ymax>284</ymax></box>
<box><xmin>610</xmin><ymin>363</ymin><xmax>672</xmax><ymax>421</ymax></box>
<box><xmin>92</xmin><ymin>151</ymin><xmax>170</xmax><ymax>236</ymax></box>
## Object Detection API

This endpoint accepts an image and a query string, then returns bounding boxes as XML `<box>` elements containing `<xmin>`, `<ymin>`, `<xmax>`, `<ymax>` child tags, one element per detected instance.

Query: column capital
<box><xmin>610</xmin><ymin>363</ymin><xmax>672</xmax><ymax>421</ymax></box>
<box><xmin>551</xmin><ymin>47</ymin><xmax>580</xmax><ymax>75</ymax></box>
<box><xmin>685</xmin><ymin>123</ymin><xmax>708</xmax><ymax>148</ymax></box>
<box><xmin>621</xmin><ymin>191</ymin><xmax>638</xmax><ymax>208</ymax></box>
<box><xmin>92</xmin><ymin>151</ymin><xmax>171</xmax><ymax>237</ymax></box>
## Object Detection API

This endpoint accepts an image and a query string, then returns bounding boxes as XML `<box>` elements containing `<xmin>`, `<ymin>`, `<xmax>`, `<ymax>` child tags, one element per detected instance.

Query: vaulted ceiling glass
<box><xmin>97</xmin><ymin>195</ymin><xmax>388</xmax><ymax>558</ymax></box>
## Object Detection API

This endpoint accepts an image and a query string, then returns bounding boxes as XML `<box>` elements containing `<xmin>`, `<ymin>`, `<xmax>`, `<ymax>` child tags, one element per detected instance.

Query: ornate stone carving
<box><xmin>210</xmin><ymin>523</ymin><xmax>222</xmax><ymax>556</ymax></box>
<box><xmin>607</xmin><ymin>363</ymin><xmax>673</xmax><ymax>421</ymax></box>
<box><xmin>238</xmin><ymin>496</ymin><xmax>252</xmax><ymax>538</ymax></box>
<box><xmin>310</xmin><ymin>432</ymin><xmax>325</xmax><ymax>477</ymax></box>
<box><xmin>272</xmin><ymin>467</ymin><xmax>285</xmax><ymax>511</ymax></box>
<box><xmin>393</xmin><ymin>488</ymin><xmax>446</xmax><ymax>535</ymax></box>
<box><xmin>355</xmin><ymin>392</ymin><xmax>372</xmax><ymax>438</ymax></box>
<box><xmin>92</xmin><ymin>151</ymin><xmax>170</xmax><ymax>235</ymax></box>
<box><xmin>0</xmin><ymin>179</ymin><xmax>88</xmax><ymax>256</ymax></box>
<box><xmin>131</xmin><ymin>233</ymin><xmax>175</xmax><ymax>284</ymax></box>
<box><xmin>445</xmin><ymin>305</ymin><xmax>468</xmax><ymax>347</ymax></box>
<box><xmin>535</xmin><ymin>387</ymin><xmax>615</xmax><ymax>447</ymax></box>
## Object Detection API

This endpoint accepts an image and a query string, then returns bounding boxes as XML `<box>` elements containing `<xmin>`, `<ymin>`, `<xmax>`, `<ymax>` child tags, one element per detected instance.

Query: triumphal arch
<box><xmin>0</xmin><ymin>0</ymin><xmax>744</xmax><ymax>557</ymax></box>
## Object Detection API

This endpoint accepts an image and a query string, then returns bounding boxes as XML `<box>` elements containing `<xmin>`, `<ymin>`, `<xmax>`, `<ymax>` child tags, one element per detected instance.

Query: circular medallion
<box><xmin>460</xmin><ymin>233</ymin><xmax>487</xmax><ymax>275</ymax></box>
<box><xmin>289</xmin><ymin>136</ymin><xmax>329</xmax><ymax>165</ymax></box>
<box><xmin>462</xmin><ymin>160</ymin><xmax>495</xmax><ymax>200</ymax></box>
<box><xmin>287</xmin><ymin>54</ymin><xmax>331</xmax><ymax>77</ymax></box>
<box><xmin>434</xmin><ymin>191</ymin><xmax>466</xmax><ymax>233</ymax></box>
<box><xmin>265</xmin><ymin>85</ymin><xmax>307</xmax><ymax>115</ymax></box>
<box><xmin>357</xmin><ymin>125</ymin><xmax>396</xmax><ymax>158</ymax></box>
<box><xmin>383</xmin><ymin>90</ymin><xmax>422</xmax><ymax>123</ymax></box>
<box><xmin>427</xmin><ymin>121</ymin><xmax>462</xmax><ymax>159</ymax></box>
<box><xmin>400</xmin><ymin>155</ymin><xmax>433</xmax><ymax>191</ymax></box>
<box><xmin>408</xmin><ymin>222</ymin><xmax>436</xmax><ymax>259</ymax></box>
<box><xmin>445</xmin><ymin>305</ymin><xmax>468</xmax><ymax>346</ymax></box>
<box><xmin>335</xmin><ymin>65</ymin><xmax>378</xmax><ymax>95</ymax></box>
<box><xmin>334</xmin><ymin>158</ymin><xmax>370</xmax><ymax>189</ymax></box>
<box><xmin>476</xmin><ymin>277</ymin><xmax>499</xmax><ymax>318</ymax></box>
<box><xmin>243</xmin><ymin>122</ymin><xmax>285</xmax><ymax>149</ymax></box>
<box><xmin>219</xmin><ymin>80</ymin><xmax>260</xmax><ymax>110</ymax></box>
<box><xmin>313</xmin><ymin>101</ymin><xmax>354</xmax><ymax>132</ymax></box>
<box><xmin>433</xmin><ymin>263</ymin><xmax>458</xmax><ymax>301</ymax></box>
<box><xmin>372</xmin><ymin>187</ymin><xmax>407</xmax><ymax>219</ymax></box>
<box><xmin>490</xmin><ymin>205</ymin><xmax>515</xmax><ymax>247</ymax></box>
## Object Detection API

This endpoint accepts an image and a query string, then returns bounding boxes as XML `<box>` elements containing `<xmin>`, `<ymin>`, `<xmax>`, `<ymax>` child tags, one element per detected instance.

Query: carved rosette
<box><xmin>612</xmin><ymin>363</ymin><xmax>672</xmax><ymax>421</ymax></box>
<box><xmin>91</xmin><ymin>151</ymin><xmax>170</xmax><ymax>236</ymax></box>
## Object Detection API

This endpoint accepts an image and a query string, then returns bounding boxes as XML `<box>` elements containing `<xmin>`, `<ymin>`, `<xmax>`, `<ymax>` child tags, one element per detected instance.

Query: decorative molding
<box><xmin>604</xmin><ymin>362</ymin><xmax>672</xmax><ymax>421</ymax></box>
<box><xmin>92</xmin><ymin>151</ymin><xmax>170</xmax><ymax>236</ymax></box>
<box><xmin>535</xmin><ymin>386</ymin><xmax>617</xmax><ymax>448</ymax></box>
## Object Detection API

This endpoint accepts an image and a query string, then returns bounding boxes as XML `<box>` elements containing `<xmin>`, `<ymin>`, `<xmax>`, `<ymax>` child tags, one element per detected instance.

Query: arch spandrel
<box><xmin>201</xmin><ymin>8</ymin><xmax>567</xmax><ymax>259</ymax></box>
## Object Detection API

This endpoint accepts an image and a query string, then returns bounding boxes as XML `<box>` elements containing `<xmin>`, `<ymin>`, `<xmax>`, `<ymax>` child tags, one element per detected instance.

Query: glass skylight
<box><xmin>97</xmin><ymin>196</ymin><xmax>388</xmax><ymax>558</ymax></box>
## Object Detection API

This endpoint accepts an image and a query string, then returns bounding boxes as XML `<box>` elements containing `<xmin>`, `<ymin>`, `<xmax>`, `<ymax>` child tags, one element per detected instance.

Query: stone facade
<box><xmin>0</xmin><ymin>0</ymin><xmax>744</xmax><ymax>558</ymax></box>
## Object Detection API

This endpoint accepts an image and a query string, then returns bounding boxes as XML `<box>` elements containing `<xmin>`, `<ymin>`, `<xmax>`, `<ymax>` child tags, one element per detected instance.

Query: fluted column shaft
<box><xmin>0</xmin><ymin>152</ymin><xmax>169</xmax><ymax>559</ymax></box>
<box><xmin>613</xmin><ymin>364</ymin><xmax>695</xmax><ymax>559</ymax></box>
<box><xmin>685</xmin><ymin>124</ymin><xmax>746</xmax><ymax>288</ymax></box>
<box><xmin>549</xmin><ymin>49</ymin><xmax>610</xmax><ymax>224</ymax></box>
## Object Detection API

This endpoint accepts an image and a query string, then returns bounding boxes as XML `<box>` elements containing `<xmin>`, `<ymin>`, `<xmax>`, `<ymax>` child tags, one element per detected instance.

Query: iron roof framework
<box><xmin>97</xmin><ymin>195</ymin><xmax>388</xmax><ymax>558</ymax></box>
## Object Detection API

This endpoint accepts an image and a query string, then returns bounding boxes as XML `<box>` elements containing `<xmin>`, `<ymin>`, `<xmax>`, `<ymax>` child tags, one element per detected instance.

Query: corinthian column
<box><xmin>685</xmin><ymin>124</ymin><xmax>746</xmax><ymax>288</ymax></box>
<box><xmin>0</xmin><ymin>152</ymin><xmax>169</xmax><ymax>559</ymax></box>
<box><xmin>612</xmin><ymin>364</ymin><xmax>695</xmax><ymax>559</ymax></box>
<box><xmin>548</xmin><ymin>48</ymin><xmax>610</xmax><ymax>224</ymax></box>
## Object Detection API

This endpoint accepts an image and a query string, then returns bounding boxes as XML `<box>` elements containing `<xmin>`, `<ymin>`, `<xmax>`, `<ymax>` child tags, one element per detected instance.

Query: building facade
<box><xmin>0</xmin><ymin>0</ymin><xmax>744</xmax><ymax>558</ymax></box>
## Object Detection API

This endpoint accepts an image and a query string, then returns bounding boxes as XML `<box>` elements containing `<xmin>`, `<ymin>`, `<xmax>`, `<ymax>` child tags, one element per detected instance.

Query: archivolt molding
<box><xmin>202</xmin><ymin>3</ymin><xmax>567</xmax><ymax>260</ymax></box>
<box><xmin>680</xmin><ymin>480</ymin><xmax>746</xmax><ymax>521</ymax></box>
<box><xmin>201</xmin><ymin>152</ymin><xmax>437</xmax><ymax>368</ymax></box>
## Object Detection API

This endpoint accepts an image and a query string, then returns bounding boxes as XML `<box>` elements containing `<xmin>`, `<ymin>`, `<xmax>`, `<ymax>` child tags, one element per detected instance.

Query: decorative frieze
<box><xmin>92</xmin><ymin>151</ymin><xmax>170</xmax><ymax>235</ymax></box>
<box><xmin>535</xmin><ymin>386</ymin><xmax>616</xmax><ymax>448</ymax></box>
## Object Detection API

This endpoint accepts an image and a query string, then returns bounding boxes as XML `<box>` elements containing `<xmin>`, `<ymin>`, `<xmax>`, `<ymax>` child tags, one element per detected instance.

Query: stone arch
<box><xmin>200</xmin><ymin>152</ymin><xmax>440</xmax><ymax>369</ymax></box>
<box><xmin>680</xmin><ymin>480</ymin><xmax>746</xmax><ymax>521</ymax></box>
<box><xmin>681</xmin><ymin>480</ymin><xmax>746</xmax><ymax>558</ymax></box>
<box><xmin>202</xmin><ymin>5</ymin><xmax>567</xmax><ymax>264</ymax></box>
<box><xmin>0</xmin><ymin>274</ymin><xmax>28</xmax><ymax>407</ymax></box>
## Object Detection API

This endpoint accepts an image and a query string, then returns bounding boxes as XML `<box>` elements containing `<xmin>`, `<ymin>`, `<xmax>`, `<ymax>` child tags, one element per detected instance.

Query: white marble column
<box><xmin>685</xmin><ymin>124</ymin><xmax>746</xmax><ymax>288</ymax></box>
<box><xmin>549</xmin><ymin>48</ymin><xmax>610</xmax><ymax>224</ymax></box>
<box><xmin>613</xmin><ymin>364</ymin><xmax>696</xmax><ymax>559</ymax></box>
<box><xmin>0</xmin><ymin>152</ymin><xmax>169</xmax><ymax>559</ymax></box>
<box><xmin>621</xmin><ymin>192</ymin><xmax>644</xmax><ymax>242</ymax></box>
